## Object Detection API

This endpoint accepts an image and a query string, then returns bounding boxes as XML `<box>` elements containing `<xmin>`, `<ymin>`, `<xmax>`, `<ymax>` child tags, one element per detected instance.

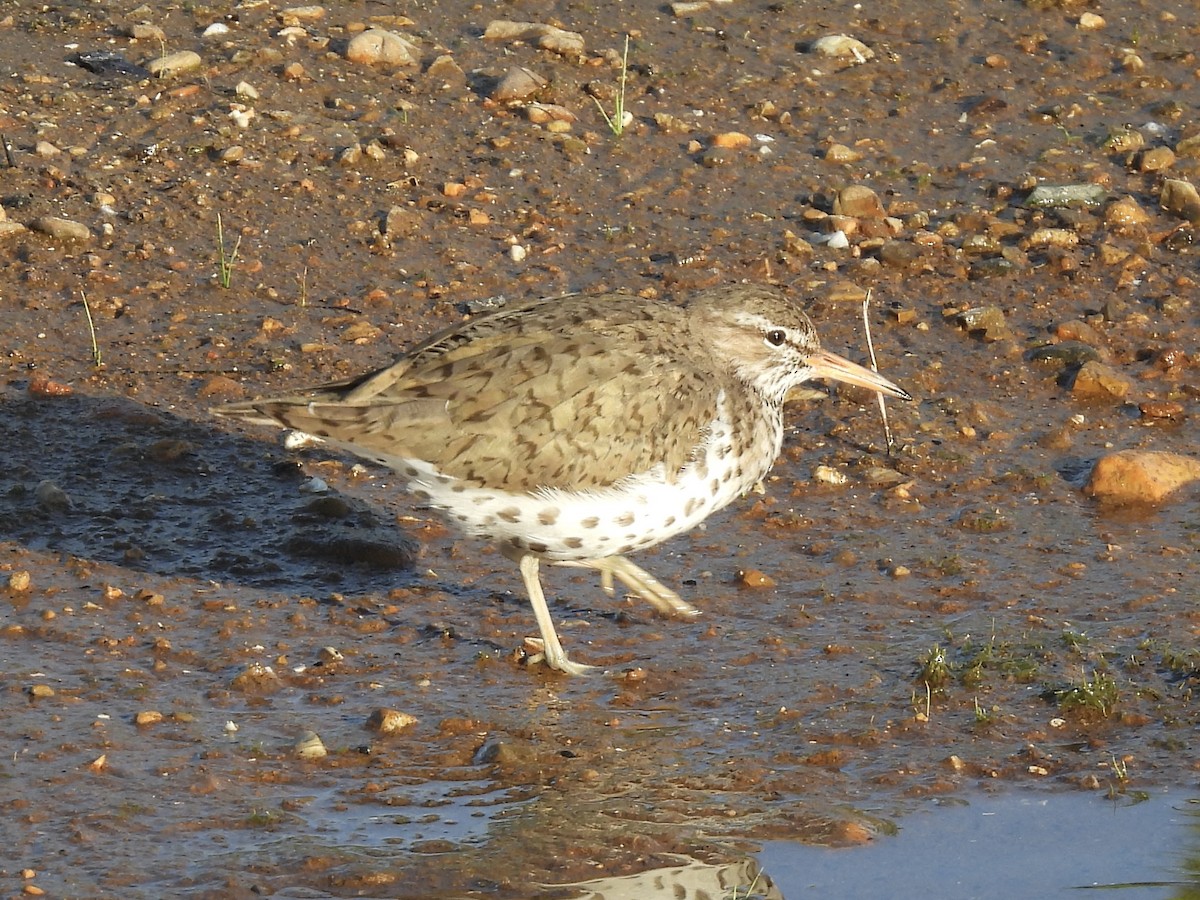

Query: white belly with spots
<box><xmin>403</xmin><ymin>393</ymin><xmax>782</xmax><ymax>561</ymax></box>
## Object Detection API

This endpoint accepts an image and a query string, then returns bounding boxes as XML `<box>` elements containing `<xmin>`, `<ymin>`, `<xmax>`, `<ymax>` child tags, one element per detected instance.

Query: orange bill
<box><xmin>806</xmin><ymin>349</ymin><xmax>912</xmax><ymax>401</ymax></box>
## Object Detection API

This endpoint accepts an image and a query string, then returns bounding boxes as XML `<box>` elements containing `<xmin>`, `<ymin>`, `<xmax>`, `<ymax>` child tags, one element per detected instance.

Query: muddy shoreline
<box><xmin>2</xmin><ymin>1</ymin><xmax>1200</xmax><ymax>896</ymax></box>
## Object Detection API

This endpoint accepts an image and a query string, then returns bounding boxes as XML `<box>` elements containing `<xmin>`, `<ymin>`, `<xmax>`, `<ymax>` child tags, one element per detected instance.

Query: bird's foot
<box><xmin>562</xmin><ymin>556</ymin><xmax>700</xmax><ymax>619</ymax></box>
<box><xmin>520</xmin><ymin>637</ymin><xmax>598</xmax><ymax>676</ymax></box>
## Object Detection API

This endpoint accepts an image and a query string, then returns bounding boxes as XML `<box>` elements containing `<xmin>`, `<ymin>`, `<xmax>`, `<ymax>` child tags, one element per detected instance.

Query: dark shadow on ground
<box><xmin>0</xmin><ymin>386</ymin><xmax>422</xmax><ymax>595</ymax></box>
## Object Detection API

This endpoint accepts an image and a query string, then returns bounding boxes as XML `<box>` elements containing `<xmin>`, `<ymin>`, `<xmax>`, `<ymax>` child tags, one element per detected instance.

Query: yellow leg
<box><xmin>560</xmin><ymin>555</ymin><xmax>700</xmax><ymax>619</ymax></box>
<box><xmin>515</xmin><ymin>553</ymin><xmax>596</xmax><ymax>676</ymax></box>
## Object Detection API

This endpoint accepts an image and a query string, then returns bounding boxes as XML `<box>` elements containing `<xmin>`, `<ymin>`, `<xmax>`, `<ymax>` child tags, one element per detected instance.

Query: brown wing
<box><xmin>215</xmin><ymin>293</ymin><xmax>730</xmax><ymax>492</ymax></box>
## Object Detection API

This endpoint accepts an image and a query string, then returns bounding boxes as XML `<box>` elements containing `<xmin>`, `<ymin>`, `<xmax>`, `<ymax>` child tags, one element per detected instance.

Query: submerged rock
<box><xmin>1024</xmin><ymin>184</ymin><xmax>1107</xmax><ymax>210</ymax></box>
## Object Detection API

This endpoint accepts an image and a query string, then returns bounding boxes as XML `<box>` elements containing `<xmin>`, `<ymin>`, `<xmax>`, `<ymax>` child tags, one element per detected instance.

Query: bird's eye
<box><xmin>765</xmin><ymin>329</ymin><xmax>787</xmax><ymax>347</ymax></box>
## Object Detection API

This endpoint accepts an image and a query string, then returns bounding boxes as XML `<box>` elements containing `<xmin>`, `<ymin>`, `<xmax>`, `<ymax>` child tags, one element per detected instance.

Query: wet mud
<box><xmin>2</xmin><ymin>0</ymin><xmax>1200</xmax><ymax>896</ymax></box>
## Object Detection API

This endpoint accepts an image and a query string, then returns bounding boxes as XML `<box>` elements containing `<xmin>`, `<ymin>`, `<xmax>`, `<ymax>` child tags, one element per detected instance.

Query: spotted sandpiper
<box><xmin>214</xmin><ymin>284</ymin><xmax>910</xmax><ymax>675</ymax></box>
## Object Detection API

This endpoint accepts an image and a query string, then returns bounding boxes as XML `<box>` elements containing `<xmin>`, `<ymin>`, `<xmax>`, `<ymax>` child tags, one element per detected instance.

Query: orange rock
<box><xmin>711</xmin><ymin>131</ymin><xmax>752</xmax><ymax>150</ymax></box>
<box><xmin>28</xmin><ymin>375</ymin><xmax>73</xmax><ymax>397</ymax></box>
<box><xmin>738</xmin><ymin>568</ymin><xmax>777</xmax><ymax>588</ymax></box>
<box><xmin>1084</xmin><ymin>450</ymin><xmax>1200</xmax><ymax>505</ymax></box>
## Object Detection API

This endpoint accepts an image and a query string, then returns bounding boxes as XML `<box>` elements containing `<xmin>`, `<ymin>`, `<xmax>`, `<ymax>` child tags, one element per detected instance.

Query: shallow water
<box><xmin>761</xmin><ymin>790</ymin><xmax>1200</xmax><ymax>900</ymax></box>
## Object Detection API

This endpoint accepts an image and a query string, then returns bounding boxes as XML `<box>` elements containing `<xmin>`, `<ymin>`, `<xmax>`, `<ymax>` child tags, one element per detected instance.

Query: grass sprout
<box><xmin>216</xmin><ymin>212</ymin><xmax>241</xmax><ymax>289</ymax></box>
<box><xmin>592</xmin><ymin>34</ymin><xmax>630</xmax><ymax>136</ymax></box>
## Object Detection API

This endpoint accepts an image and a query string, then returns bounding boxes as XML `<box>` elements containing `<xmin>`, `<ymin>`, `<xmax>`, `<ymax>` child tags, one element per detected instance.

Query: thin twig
<box><xmin>80</xmin><ymin>291</ymin><xmax>102</xmax><ymax>367</ymax></box>
<box><xmin>861</xmin><ymin>289</ymin><xmax>895</xmax><ymax>454</ymax></box>
<box><xmin>1</xmin><ymin>134</ymin><xmax>15</xmax><ymax>168</ymax></box>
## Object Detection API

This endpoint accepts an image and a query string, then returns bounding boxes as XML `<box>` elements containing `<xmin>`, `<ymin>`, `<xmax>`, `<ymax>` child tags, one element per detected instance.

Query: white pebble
<box><xmin>813</xmin><ymin>465</ymin><xmax>848</xmax><ymax>485</ymax></box>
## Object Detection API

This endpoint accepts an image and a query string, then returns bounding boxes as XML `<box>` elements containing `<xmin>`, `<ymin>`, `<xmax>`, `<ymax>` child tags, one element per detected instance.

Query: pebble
<box><xmin>833</xmin><ymin>185</ymin><xmax>884</xmax><ymax>219</ymax></box>
<box><xmin>699</xmin><ymin>146</ymin><xmax>736</xmax><ymax>168</ymax></box>
<box><xmin>366</xmin><ymin>708</ymin><xmax>419</xmax><ymax>734</ymax></box>
<box><xmin>229</xmin><ymin>662</ymin><xmax>284</xmax><ymax>694</ymax></box>
<box><xmin>711</xmin><ymin>131</ymin><xmax>751</xmax><ymax>150</ymax></box>
<box><xmin>483</xmin><ymin>20</ymin><xmax>585</xmax><ymax>58</ymax></box>
<box><xmin>812</xmin><ymin>464</ymin><xmax>848</xmax><ymax>485</ymax></box>
<box><xmin>425</xmin><ymin>54</ymin><xmax>465</xmax><ymax>86</ymax></box>
<box><xmin>491</xmin><ymin>66</ymin><xmax>546</xmax><ymax>102</ymax></box>
<box><xmin>737</xmin><ymin>569</ymin><xmax>777</xmax><ymax>588</ymax></box>
<box><xmin>1177</xmin><ymin>134</ymin><xmax>1200</xmax><ymax>159</ymax></box>
<box><xmin>0</xmin><ymin>221</ymin><xmax>27</xmax><ymax>240</ymax></box>
<box><xmin>809</xmin><ymin>34</ymin><xmax>874</xmax><ymax>64</ymax></box>
<box><xmin>30</xmin><ymin>216</ymin><xmax>91</xmax><ymax>242</ymax></box>
<box><xmin>147</xmin><ymin>50</ymin><xmax>202</xmax><ymax>77</ymax></box>
<box><xmin>1159</xmin><ymin>178</ymin><xmax>1200</xmax><ymax>222</ymax></box>
<box><xmin>128</xmin><ymin>23</ymin><xmax>166</xmax><ymax>42</ymax></box>
<box><xmin>28</xmin><ymin>375</ymin><xmax>73</xmax><ymax>397</ymax></box>
<box><xmin>1104</xmin><ymin>195</ymin><xmax>1150</xmax><ymax>228</ymax></box>
<box><xmin>1071</xmin><ymin>361</ymin><xmax>1132</xmax><ymax>400</ymax></box>
<box><xmin>1103</xmin><ymin>127</ymin><xmax>1144</xmax><ymax>155</ymax></box>
<box><xmin>1139</xmin><ymin>400</ymin><xmax>1184</xmax><ymax>422</ymax></box>
<box><xmin>8</xmin><ymin>570</ymin><xmax>31</xmax><ymax>592</ymax></box>
<box><xmin>825</xmin><ymin>143</ymin><xmax>863</xmax><ymax>164</ymax></box>
<box><xmin>525</xmin><ymin>103</ymin><xmax>575</xmax><ymax>125</ymax></box>
<box><xmin>956</xmin><ymin>306</ymin><xmax>1011</xmax><ymax>342</ymax></box>
<box><xmin>1028</xmin><ymin>341</ymin><xmax>1101</xmax><ymax>368</ymax></box>
<box><xmin>35</xmin><ymin>480</ymin><xmax>72</xmax><ymax>512</ymax></box>
<box><xmin>878</xmin><ymin>240</ymin><xmax>923</xmax><ymax>269</ymax></box>
<box><xmin>1135</xmin><ymin>147</ymin><xmax>1175</xmax><ymax>172</ymax></box>
<box><xmin>969</xmin><ymin>257</ymin><xmax>1016</xmax><ymax>279</ymax></box>
<box><xmin>294</xmin><ymin>730</ymin><xmax>328</xmax><ymax>760</ymax></box>
<box><xmin>1024</xmin><ymin>184</ymin><xmax>1107</xmax><ymax>210</ymax></box>
<box><xmin>135</xmin><ymin>710</ymin><xmax>164</xmax><ymax>726</ymax></box>
<box><xmin>345</xmin><ymin>29</ymin><xmax>418</xmax><ymax>66</ymax></box>
<box><xmin>1028</xmin><ymin>227</ymin><xmax>1079</xmax><ymax>248</ymax></box>
<box><xmin>1084</xmin><ymin>450</ymin><xmax>1200</xmax><ymax>505</ymax></box>
<box><xmin>279</xmin><ymin>5</ymin><xmax>326</xmax><ymax>25</ymax></box>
